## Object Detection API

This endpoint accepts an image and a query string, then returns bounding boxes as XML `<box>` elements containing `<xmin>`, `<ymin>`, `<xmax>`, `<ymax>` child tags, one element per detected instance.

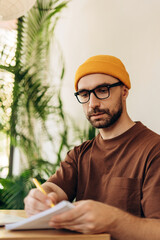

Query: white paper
<box><xmin>0</xmin><ymin>214</ymin><xmax>25</xmax><ymax>226</ymax></box>
<box><xmin>5</xmin><ymin>200</ymin><xmax>74</xmax><ymax>230</ymax></box>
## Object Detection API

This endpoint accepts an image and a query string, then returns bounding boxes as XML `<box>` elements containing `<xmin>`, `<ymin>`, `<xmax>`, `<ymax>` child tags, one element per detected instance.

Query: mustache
<box><xmin>88</xmin><ymin>107</ymin><xmax>111</xmax><ymax>117</ymax></box>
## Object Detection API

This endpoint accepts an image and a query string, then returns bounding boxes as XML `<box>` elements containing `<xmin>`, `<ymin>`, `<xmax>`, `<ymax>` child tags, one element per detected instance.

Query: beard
<box><xmin>86</xmin><ymin>99</ymin><xmax>123</xmax><ymax>129</ymax></box>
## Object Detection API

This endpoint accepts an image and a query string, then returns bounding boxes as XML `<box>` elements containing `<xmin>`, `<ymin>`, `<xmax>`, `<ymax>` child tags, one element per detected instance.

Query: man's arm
<box><xmin>114</xmin><ymin>213</ymin><xmax>160</xmax><ymax>240</ymax></box>
<box><xmin>49</xmin><ymin>200</ymin><xmax>160</xmax><ymax>240</ymax></box>
<box><xmin>24</xmin><ymin>182</ymin><xmax>68</xmax><ymax>216</ymax></box>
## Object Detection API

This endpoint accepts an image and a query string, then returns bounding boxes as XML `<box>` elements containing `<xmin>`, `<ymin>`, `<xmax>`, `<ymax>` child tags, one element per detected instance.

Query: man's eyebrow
<box><xmin>77</xmin><ymin>83</ymin><xmax>112</xmax><ymax>92</ymax></box>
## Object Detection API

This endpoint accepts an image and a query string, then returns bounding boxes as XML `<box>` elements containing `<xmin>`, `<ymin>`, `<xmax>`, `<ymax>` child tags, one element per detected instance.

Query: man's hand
<box><xmin>49</xmin><ymin>200</ymin><xmax>116</xmax><ymax>234</ymax></box>
<box><xmin>24</xmin><ymin>188</ymin><xmax>58</xmax><ymax>217</ymax></box>
<box><xmin>25</xmin><ymin>196</ymin><xmax>160</xmax><ymax>240</ymax></box>
<box><xmin>24</xmin><ymin>182</ymin><xmax>68</xmax><ymax>217</ymax></box>
<box><xmin>49</xmin><ymin>200</ymin><xmax>160</xmax><ymax>240</ymax></box>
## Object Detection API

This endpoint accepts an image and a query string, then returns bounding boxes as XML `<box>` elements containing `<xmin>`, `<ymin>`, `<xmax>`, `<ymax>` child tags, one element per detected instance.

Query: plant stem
<box><xmin>8</xmin><ymin>145</ymin><xmax>14</xmax><ymax>176</ymax></box>
<box><xmin>8</xmin><ymin>18</ymin><xmax>23</xmax><ymax>176</ymax></box>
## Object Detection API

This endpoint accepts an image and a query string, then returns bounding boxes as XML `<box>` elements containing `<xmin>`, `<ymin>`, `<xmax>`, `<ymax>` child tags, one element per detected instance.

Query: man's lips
<box><xmin>89</xmin><ymin>112</ymin><xmax>106</xmax><ymax>118</ymax></box>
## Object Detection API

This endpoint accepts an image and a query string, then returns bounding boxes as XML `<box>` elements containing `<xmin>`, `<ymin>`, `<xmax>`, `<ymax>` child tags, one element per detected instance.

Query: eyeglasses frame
<box><xmin>74</xmin><ymin>82</ymin><xmax>123</xmax><ymax>104</ymax></box>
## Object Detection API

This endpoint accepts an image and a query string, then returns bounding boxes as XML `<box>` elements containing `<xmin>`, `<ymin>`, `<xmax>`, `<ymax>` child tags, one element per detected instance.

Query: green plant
<box><xmin>0</xmin><ymin>159</ymin><xmax>56</xmax><ymax>209</ymax></box>
<box><xmin>0</xmin><ymin>0</ymin><xmax>70</xmax><ymax>176</ymax></box>
<box><xmin>0</xmin><ymin>0</ymin><xmax>96</xmax><ymax>209</ymax></box>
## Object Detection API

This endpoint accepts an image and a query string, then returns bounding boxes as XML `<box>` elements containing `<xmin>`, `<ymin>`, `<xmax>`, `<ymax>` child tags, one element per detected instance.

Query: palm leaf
<box><xmin>5</xmin><ymin>0</ymin><xmax>69</xmax><ymax>167</ymax></box>
<box><xmin>0</xmin><ymin>158</ymin><xmax>58</xmax><ymax>209</ymax></box>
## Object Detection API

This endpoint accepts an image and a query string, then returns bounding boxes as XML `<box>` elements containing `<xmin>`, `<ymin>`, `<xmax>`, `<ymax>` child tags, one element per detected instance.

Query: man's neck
<box><xmin>99</xmin><ymin>114</ymin><xmax>135</xmax><ymax>140</ymax></box>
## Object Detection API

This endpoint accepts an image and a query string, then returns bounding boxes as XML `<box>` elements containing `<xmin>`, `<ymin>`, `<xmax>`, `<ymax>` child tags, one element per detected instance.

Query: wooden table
<box><xmin>0</xmin><ymin>210</ymin><xmax>110</xmax><ymax>240</ymax></box>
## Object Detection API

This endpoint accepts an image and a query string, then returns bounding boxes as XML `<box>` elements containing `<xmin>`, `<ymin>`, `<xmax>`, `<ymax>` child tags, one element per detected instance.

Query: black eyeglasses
<box><xmin>74</xmin><ymin>82</ymin><xmax>122</xmax><ymax>104</ymax></box>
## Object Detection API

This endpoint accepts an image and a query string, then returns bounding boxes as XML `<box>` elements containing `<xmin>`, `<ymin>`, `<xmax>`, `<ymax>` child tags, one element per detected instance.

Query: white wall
<box><xmin>55</xmin><ymin>0</ymin><xmax>160</xmax><ymax>133</ymax></box>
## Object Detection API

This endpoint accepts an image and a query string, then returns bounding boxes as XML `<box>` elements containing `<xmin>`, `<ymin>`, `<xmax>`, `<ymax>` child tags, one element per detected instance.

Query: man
<box><xmin>24</xmin><ymin>55</ymin><xmax>160</xmax><ymax>240</ymax></box>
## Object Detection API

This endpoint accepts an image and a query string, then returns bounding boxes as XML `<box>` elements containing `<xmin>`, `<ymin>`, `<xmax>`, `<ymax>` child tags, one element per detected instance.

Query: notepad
<box><xmin>0</xmin><ymin>214</ymin><xmax>25</xmax><ymax>226</ymax></box>
<box><xmin>5</xmin><ymin>200</ymin><xmax>74</xmax><ymax>230</ymax></box>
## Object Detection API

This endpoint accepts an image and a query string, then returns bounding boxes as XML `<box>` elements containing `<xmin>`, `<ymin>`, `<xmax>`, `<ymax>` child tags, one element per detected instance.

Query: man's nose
<box><xmin>88</xmin><ymin>92</ymin><xmax>100</xmax><ymax>108</ymax></box>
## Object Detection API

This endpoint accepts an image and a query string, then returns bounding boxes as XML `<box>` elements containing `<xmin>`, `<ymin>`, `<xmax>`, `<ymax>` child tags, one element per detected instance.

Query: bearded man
<box><xmin>24</xmin><ymin>55</ymin><xmax>160</xmax><ymax>240</ymax></box>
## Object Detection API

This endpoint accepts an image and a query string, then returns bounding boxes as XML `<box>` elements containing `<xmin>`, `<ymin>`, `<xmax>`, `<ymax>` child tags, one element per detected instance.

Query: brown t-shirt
<box><xmin>48</xmin><ymin>122</ymin><xmax>160</xmax><ymax>218</ymax></box>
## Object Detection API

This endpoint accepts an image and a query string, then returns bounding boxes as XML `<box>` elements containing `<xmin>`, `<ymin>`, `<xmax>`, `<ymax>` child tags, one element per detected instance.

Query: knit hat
<box><xmin>74</xmin><ymin>55</ymin><xmax>131</xmax><ymax>91</ymax></box>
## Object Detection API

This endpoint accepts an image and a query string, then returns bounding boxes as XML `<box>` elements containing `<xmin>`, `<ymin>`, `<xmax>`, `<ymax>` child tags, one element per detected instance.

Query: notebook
<box><xmin>5</xmin><ymin>200</ymin><xmax>74</xmax><ymax>230</ymax></box>
<box><xmin>0</xmin><ymin>214</ymin><xmax>25</xmax><ymax>226</ymax></box>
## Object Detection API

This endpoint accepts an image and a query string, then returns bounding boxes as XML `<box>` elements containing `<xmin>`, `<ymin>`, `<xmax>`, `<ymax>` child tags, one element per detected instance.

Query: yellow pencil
<box><xmin>32</xmin><ymin>178</ymin><xmax>54</xmax><ymax>207</ymax></box>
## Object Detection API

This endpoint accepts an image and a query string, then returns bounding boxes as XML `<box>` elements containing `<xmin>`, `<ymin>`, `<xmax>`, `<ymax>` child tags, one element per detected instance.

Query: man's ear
<box><xmin>122</xmin><ymin>85</ymin><xmax>129</xmax><ymax>99</ymax></box>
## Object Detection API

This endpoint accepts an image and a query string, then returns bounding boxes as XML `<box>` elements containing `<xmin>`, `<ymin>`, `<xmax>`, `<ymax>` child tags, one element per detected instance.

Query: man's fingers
<box><xmin>25</xmin><ymin>196</ymin><xmax>50</xmax><ymax>211</ymax></box>
<box><xmin>29</xmin><ymin>189</ymin><xmax>48</xmax><ymax>202</ymax></box>
<box><xmin>50</xmin><ymin>200</ymin><xmax>92</xmax><ymax>224</ymax></box>
<box><xmin>48</xmin><ymin>192</ymin><xmax>58</xmax><ymax>205</ymax></box>
<box><xmin>24</xmin><ymin>188</ymin><xmax>57</xmax><ymax>216</ymax></box>
<box><xmin>49</xmin><ymin>200</ymin><xmax>107</xmax><ymax>234</ymax></box>
<box><xmin>50</xmin><ymin>204</ymin><xmax>85</xmax><ymax>224</ymax></box>
<box><xmin>73</xmin><ymin>200</ymin><xmax>84</xmax><ymax>206</ymax></box>
<box><xmin>24</xmin><ymin>197</ymin><xmax>50</xmax><ymax>217</ymax></box>
<box><xmin>25</xmin><ymin>207</ymin><xmax>43</xmax><ymax>217</ymax></box>
<box><xmin>49</xmin><ymin>214</ymin><xmax>84</xmax><ymax>227</ymax></box>
<box><xmin>49</xmin><ymin>217</ymin><xmax>94</xmax><ymax>234</ymax></box>
<box><xmin>25</xmin><ymin>189</ymin><xmax>57</xmax><ymax>206</ymax></box>
<box><xmin>49</xmin><ymin>204</ymin><xmax>91</xmax><ymax>228</ymax></box>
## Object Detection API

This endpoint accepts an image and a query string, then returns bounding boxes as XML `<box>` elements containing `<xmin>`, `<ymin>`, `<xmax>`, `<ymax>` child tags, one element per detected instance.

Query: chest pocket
<box><xmin>106</xmin><ymin>177</ymin><xmax>142</xmax><ymax>216</ymax></box>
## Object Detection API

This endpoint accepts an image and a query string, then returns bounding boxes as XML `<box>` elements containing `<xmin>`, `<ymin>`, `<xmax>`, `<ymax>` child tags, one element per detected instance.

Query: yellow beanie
<box><xmin>74</xmin><ymin>55</ymin><xmax>131</xmax><ymax>91</ymax></box>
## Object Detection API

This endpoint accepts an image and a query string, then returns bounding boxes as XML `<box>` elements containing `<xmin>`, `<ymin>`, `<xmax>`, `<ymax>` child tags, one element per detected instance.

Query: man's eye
<box><xmin>79</xmin><ymin>91</ymin><xmax>88</xmax><ymax>97</ymax></box>
<box><xmin>97</xmin><ymin>87</ymin><xmax>108</xmax><ymax>93</ymax></box>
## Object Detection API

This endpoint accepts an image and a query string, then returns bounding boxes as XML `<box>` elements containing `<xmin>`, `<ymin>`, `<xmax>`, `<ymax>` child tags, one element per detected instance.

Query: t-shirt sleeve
<box><xmin>141</xmin><ymin>144</ymin><xmax>160</xmax><ymax>218</ymax></box>
<box><xmin>47</xmin><ymin>148</ymin><xmax>78</xmax><ymax>202</ymax></box>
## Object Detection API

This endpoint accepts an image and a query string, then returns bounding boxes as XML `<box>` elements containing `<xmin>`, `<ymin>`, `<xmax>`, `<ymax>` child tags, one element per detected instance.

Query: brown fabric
<box><xmin>48</xmin><ymin>122</ymin><xmax>160</xmax><ymax>218</ymax></box>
